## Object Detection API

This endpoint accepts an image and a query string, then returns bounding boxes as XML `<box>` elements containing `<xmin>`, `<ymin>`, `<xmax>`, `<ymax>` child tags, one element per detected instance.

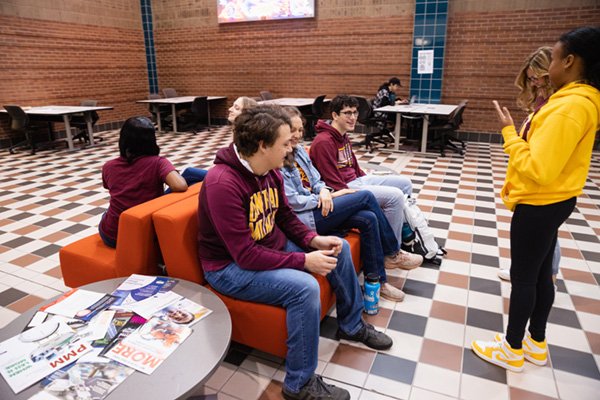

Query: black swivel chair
<box><xmin>303</xmin><ymin>95</ymin><xmax>326</xmax><ymax>140</ymax></box>
<box><xmin>148</xmin><ymin>94</ymin><xmax>172</xmax><ymax>130</ymax></box>
<box><xmin>427</xmin><ymin>100</ymin><xmax>468</xmax><ymax>156</ymax></box>
<box><xmin>260</xmin><ymin>91</ymin><xmax>274</xmax><ymax>101</ymax></box>
<box><xmin>180</xmin><ymin>96</ymin><xmax>210</xmax><ymax>134</ymax></box>
<box><xmin>354</xmin><ymin>97</ymin><xmax>392</xmax><ymax>152</ymax></box>
<box><xmin>5</xmin><ymin>105</ymin><xmax>54</xmax><ymax>155</ymax></box>
<box><xmin>70</xmin><ymin>100</ymin><xmax>102</xmax><ymax>144</ymax></box>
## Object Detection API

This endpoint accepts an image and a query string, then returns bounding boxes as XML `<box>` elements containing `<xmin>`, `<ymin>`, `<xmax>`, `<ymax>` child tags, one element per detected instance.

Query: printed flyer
<box><xmin>110</xmin><ymin>275</ymin><xmax>178</xmax><ymax>309</ymax></box>
<box><xmin>0</xmin><ymin>320</ymin><xmax>91</xmax><ymax>394</ymax></box>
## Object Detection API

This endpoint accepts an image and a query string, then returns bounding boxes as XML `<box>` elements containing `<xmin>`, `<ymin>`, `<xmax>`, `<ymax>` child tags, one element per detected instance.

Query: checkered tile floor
<box><xmin>1</xmin><ymin>127</ymin><xmax>599</xmax><ymax>400</ymax></box>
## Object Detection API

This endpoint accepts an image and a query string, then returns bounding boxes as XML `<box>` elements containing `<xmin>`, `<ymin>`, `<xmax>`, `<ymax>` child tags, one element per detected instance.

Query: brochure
<box><xmin>30</xmin><ymin>353</ymin><xmax>134</xmax><ymax>400</ymax></box>
<box><xmin>105</xmin><ymin>317</ymin><xmax>191</xmax><ymax>374</ymax></box>
<box><xmin>110</xmin><ymin>275</ymin><xmax>178</xmax><ymax>309</ymax></box>
<box><xmin>153</xmin><ymin>298</ymin><xmax>212</xmax><ymax>326</ymax></box>
<box><xmin>128</xmin><ymin>291</ymin><xmax>182</xmax><ymax>320</ymax></box>
<box><xmin>0</xmin><ymin>320</ymin><xmax>92</xmax><ymax>394</ymax></box>
<box><xmin>97</xmin><ymin>314</ymin><xmax>146</xmax><ymax>357</ymax></box>
<box><xmin>39</xmin><ymin>289</ymin><xmax>117</xmax><ymax>321</ymax></box>
<box><xmin>91</xmin><ymin>312</ymin><xmax>134</xmax><ymax>349</ymax></box>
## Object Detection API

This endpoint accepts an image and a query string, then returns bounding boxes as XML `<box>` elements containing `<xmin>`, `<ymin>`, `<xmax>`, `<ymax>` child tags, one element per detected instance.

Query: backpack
<box><xmin>402</xmin><ymin>196</ymin><xmax>447</xmax><ymax>265</ymax></box>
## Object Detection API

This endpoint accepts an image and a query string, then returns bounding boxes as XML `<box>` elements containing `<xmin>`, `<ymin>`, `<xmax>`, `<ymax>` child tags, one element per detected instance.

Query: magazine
<box><xmin>30</xmin><ymin>352</ymin><xmax>134</xmax><ymax>400</ymax></box>
<box><xmin>97</xmin><ymin>314</ymin><xmax>146</xmax><ymax>357</ymax></box>
<box><xmin>0</xmin><ymin>320</ymin><xmax>92</xmax><ymax>394</ymax></box>
<box><xmin>110</xmin><ymin>274</ymin><xmax>178</xmax><ymax>309</ymax></box>
<box><xmin>39</xmin><ymin>289</ymin><xmax>116</xmax><ymax>321</ymax></box>
<box><xmin>91</xmin><ymin>311</ymin><xmax>133</xmax><ymax>349</ymax></box>
<box><xmin>153</xmin><ymin>298</ymin><xmax>212</xmax><ymax>327</ymax></box>
<box><xmin>105</xmin><ymin>317</ymin><xmax>191</xmax><ymax>374</ymax></box>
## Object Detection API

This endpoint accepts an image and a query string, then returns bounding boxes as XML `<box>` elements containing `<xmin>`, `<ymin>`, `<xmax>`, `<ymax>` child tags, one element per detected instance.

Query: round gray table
<box><xmin>0</xmin><ymin>278</ymin><xmax>232</xmax><ymax>399</ymax></box>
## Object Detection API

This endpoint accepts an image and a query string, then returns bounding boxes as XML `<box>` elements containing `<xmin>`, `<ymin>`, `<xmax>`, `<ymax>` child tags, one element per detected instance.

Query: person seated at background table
<box><xmin>227</xmin><ymin>96</ymin><xmax>258</xmax><ymax>123</ymax></box>
<box><xmin>280</xmin><ymin>106</ymin><xmax>418</xmax><ymax>301</ymax></box>
<box><xmin>310</xmin><ymin>95</ymin><xmax>422</xmax><ymax>256</ymax></box>
<box><xmin>99</xmin><ymin>116</ymin><xmax>188</xmax><ymax>248</ymax></box>
<box><xmin>196</xmin><ymin>105</ymin><xmax>393</xmax><ymax>400</ymax></box>
<box><xmin>372</xmin><ymin>77</ymin><xmax>409</xmax><ymax>132</ymax></box>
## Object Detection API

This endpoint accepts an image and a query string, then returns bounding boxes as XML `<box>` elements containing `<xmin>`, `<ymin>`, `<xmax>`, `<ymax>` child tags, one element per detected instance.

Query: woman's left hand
<box><xmin>318</xmin><ymin>188</ymin><xmax>334</xmax><ymax>217</ymax></box>
<box><xmin>492</xmin><ymin>100</ymin><xmax>514</xmax><ymax>128</ymax></box>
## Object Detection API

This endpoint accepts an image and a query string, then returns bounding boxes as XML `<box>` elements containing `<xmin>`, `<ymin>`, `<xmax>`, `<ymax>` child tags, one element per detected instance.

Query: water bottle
<box><xmin>402</xmin><ymin>222</ymin><xmax>415</xmax><ymax>244</ymax></box>
<box><xmin>363</xmin><ymin>273</ymin><xmax>380</xmax><ymax>315</ymax></box>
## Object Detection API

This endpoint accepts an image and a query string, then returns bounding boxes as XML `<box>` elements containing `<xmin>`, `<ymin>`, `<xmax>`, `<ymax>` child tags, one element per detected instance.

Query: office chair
<box><xmin>427</xmin><ymin>100</ymin><xmax>468</xmax><ymax>156</ymax></box>
<box><xmin>148</xmin><ymin>94</ymin><xmax>172</xmax><ymax>130</ymax></box>
<box><xmin>260</xmin><ymin>91</ymin><xmax>274</xmax><ymax>101</ymax></box>
<box><xmin>5</xmin><ymin>105</ymin><xmax>53</xmax><ymax>155</ymax></box>
<box><xmin>303</xmin><ymin>95</ymin><xmax>326</xmax><ymax>140</ymax></box>
<box><xmin>354</xmin><ymin>97</ymin><xmax>392</xmax><ymax>152</ymax></box>
<box><xmin>70</xmin><ymin>100</ymin><xmax>102</xmax><ymax>144</ymax></box>
<box><xmin>179</xmin><ymin>96</ymin><xmax>210</xmax><ymax>134</ymax></box>
<box><xmin>162</xmin><ymin>88</ymin><xmax>178</xmax><ymax>98</ymax></box>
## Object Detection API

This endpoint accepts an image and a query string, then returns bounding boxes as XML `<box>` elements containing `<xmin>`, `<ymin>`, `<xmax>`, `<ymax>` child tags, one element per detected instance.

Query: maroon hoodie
<box><xmin>197</xmin><ymin>144</ymin><xmax>318</xmax><ymax>272</ymax></box>
<box><xmin>310</xmin><ymin>120</ymin><xmax>365</xmax><ymax>190</ymax></box>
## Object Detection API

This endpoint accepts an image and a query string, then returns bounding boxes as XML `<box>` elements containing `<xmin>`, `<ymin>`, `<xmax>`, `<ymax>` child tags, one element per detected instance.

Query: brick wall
<box><xmin>444</xmin><ymin>3</ymin><xmax>600</xmax><ymax>133</ymax></box>
<box><xmin>1</xmin><ymin>0</ymin><xmax>599</xmax><ymax>147</ymax></box>
<box><xmin>0</xmin><ymin>1</ymin><xmax>149</xmax><ymax>147</ymax></box>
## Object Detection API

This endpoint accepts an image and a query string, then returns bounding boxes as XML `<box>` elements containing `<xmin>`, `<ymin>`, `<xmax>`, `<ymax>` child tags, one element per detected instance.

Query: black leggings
<box><xmin>506</xmin><ymin>197</ymin><xmax>576</xmax><ymax>349</ymax></box>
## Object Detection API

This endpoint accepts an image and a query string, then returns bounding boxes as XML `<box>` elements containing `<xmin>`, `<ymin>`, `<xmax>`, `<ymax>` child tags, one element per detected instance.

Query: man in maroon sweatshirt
<box><xmin>310</xmin><ymin>95</ymin><xmax>422</xmax><ymax>269</ymax></box>
<box><xmin>197</xmin><ymin>106</ymin><xmax>392</xmax><ymax>400</ymax></box>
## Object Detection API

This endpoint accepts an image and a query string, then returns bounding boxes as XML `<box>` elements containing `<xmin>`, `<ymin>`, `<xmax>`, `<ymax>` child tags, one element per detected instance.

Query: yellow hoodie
<box><xmin>501</xmin><ymin>82</ymin><xmax>600</xmax><ymax>211</ymax></box>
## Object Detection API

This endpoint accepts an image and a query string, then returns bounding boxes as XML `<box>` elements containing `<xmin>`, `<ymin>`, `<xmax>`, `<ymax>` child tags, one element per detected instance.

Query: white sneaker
<box><xmin>498</xmin><ymin>268</ymin><xmax>511</xmax><ymax>281</ymax></box>
<box><xmin>472</xmin><ymin>336</ymin><xmax>524</xmax><ymax>372</ymax></box>
<box><xmin>380</xmin><ymin>282</ymin><xmax>405</xmax><ymax>302</ymax></box>
<box><xmin>385</xmin><ymin>250</ymin><xmax>423</xmax><ymax>270</ymax></box>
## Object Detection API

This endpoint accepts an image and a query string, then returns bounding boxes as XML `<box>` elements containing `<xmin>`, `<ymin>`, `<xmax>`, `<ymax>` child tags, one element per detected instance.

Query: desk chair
<box><xmin>5</xmin><ymin>105</ymin><xmax>54</xmax><ymax>155</ymax></box>
<box><xmin>148</xmin><ymin>94</ymin><xmax>172</xmax><ymax>130</ymax></box>
<box><xmin>162</xmin><ymin>88</ymin><xmax>178</xmax><ymax>98</ymax></box>
<box><xmin>303</xmin><ymin>95</ymin><xmax>326</xmax><ymax>140</ymax></box>
<box><xmin>70</xmin><ymin>100</ymin><xmax>102</xmax><ymax>144</ymax></box>
<box><xmin>354</xmin><ymin>97</ymin><xmax>391</xmax><ymax>152</ymax></box>
<box><xmin>180</xmin><ymin>96</ymin><xmax>210</xmax><ymax>134</ymax></box>
<box><xmin>260</xmin><ymin>90</ymin><xmax>274</xmax><ymax>100</ymax></box>
<box><xmin>428</xmin><ymin>100</ymin><xmax>468</xmax><ymax>156</ymax></box>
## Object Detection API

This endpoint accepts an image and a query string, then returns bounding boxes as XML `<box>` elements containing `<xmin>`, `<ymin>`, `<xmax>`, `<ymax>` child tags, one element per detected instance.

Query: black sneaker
<box><xmin>282</xmin><ymin>375</ymin><xmax>350</xmax><ymax>400</ymax></box>
<box><xmin>337</xmin><ymin>323</ymin><xmax>393</xmax><ymax>350</ymax></box>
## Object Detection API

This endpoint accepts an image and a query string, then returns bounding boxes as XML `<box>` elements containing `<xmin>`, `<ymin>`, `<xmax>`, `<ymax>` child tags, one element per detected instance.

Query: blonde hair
<box><xmin>237</xmin><ymin>96</ymin><xmax>258</xmax><ymax>110</ymax></box>
<box><xmin>515</xmin><ymin>47</ymin><xmax>554</xmax><ymax>112</ymax></box>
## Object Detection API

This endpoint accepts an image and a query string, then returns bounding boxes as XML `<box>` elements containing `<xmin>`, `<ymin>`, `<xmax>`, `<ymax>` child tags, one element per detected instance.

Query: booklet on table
<box><xmin>105</xmin><ymin>317</ymin><xmax>191</xmax><ymax>374</ymax></box>
<box><xmin>110</xmin><ymin>274</ymin><xmax>178</xmax><ymax>309</ymax></box>
<box><xmin>0</xmin><ymin>320</ymin><xmax>92</xmax><ymax>394</ymax></box>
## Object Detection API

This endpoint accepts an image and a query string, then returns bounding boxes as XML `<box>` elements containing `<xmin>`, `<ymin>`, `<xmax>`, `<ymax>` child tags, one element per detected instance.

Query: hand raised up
<box><xmin>492</xmin><ymin>100</ymin><xmax>514</xmax><ymax>129</ymax></box>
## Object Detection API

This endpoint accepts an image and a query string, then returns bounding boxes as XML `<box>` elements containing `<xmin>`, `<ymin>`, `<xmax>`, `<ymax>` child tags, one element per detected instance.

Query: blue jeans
<box><xmin>204</xmin><ymin>240</ymin><xmax>363</xmax><ymax>393</ymax></box>
<box><xmin>313</xmin><ymin>191</ymin><xmax>400</xmax><ymax>283</ymax></box>
<box><xmin>165</xmin><ymin>167</ymin><xmax>207</xmax><ymax>194</ymax></box>
<box><xmin>348</xmin><ymin>174</ymin><xmax>413</xmax><ymax>243</ymax></box>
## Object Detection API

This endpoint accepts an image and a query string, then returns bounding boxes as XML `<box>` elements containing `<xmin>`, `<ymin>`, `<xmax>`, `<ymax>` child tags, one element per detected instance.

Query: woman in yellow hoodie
<box><xmin>472</xmin><ymin>26</ymin><xmax>600</xmax><ymax>372</ymax></box>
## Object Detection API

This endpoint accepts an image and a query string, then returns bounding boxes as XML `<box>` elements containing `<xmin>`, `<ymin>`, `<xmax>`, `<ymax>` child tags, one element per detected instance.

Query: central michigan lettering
<box><xmin>248</xmin><ymin>187</ymin><xmax>279</xmax><ymax>241</ymax></box>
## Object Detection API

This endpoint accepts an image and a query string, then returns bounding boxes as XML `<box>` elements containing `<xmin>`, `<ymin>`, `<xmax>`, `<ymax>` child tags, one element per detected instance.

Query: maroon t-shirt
<box><xmin>100</xmin><ymin>155</ymin><xmax>175</xmax><ymax>242</ymax></box>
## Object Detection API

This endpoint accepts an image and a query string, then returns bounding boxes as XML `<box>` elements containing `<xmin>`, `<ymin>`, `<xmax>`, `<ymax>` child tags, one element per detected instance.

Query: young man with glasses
<box><xmin>197</xmin><ymin>105</ymin><xmax>393</xmax><ymax>400</ymax></box>
<box><xmin>310</xmin><ymin>95</ymin><xmax>422</xmax><ymax>269</ymax></box>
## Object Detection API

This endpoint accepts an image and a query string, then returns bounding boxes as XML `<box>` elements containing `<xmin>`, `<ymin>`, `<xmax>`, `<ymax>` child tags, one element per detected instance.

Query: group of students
<box><xmin>97</xmin><ymin>26</ymin><xmax>600</xmax><ymax>400</ymax></box>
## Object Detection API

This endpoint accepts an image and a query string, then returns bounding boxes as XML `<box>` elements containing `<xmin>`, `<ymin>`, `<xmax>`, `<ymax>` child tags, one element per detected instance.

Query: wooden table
<box><xmin>0</xmin><ymin>105</ymin><xmax>113</xmax><ymax>151</ymax></box>
<box><xmin>258</xmin><ymin>97</ymin><xmax>329</xmax><ymax>108</ymax></box>
<box><xmin>375</xmin><ymin>103</ymin><xmax>458</xmax><ymax>153</ymax></box>
<box><xmin>137</xmin><ymin>96</ymin><xmax>227</xmax><ymax>133</ymax></box>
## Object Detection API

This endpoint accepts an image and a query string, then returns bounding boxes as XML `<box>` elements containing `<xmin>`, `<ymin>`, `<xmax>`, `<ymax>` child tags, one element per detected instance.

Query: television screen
<box><xmin>218</xmin><ymin>0</ymin><xmax>315</xmax><ymax>24</ymax></box>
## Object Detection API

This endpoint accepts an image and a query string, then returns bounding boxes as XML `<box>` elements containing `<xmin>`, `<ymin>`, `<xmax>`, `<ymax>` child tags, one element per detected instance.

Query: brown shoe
<box><xmin>385</xmin><ymin>250</ymin><xmax>423</xmax><ymax>270</ymax></box>
<box><xmin>380</xmin><ymin>282</ymin><xmax>405</xmax><ymax>302</ymax></box>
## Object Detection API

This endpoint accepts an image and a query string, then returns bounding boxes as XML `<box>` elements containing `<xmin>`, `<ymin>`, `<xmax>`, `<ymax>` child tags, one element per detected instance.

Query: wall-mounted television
<box><xmin>218</xmin><ymin>0</ymin><xmax>315</xmax><ymax>24</ymax></box>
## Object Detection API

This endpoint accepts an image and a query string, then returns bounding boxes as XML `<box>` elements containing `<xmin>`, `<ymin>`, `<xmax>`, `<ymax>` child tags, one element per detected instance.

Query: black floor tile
<box><xmin>469</xmin><ymin>277</ymin><xmax>501</xmax><ymax>296</ymax></box>
<box><xmin>466</xmin><ymin>308</ymin><xmax>504</xmax><ymax>332</ymax></box>
<box><xmin>388</xmin><ymin>311</ymin><xmax>428</xmax><ymax>336</ymax></box>
<box><xmin>549</xmin><ymin>344</ymin><xmax>600</xmax><ymax>380</ymax></box>
<box><xmin>370</xmin><ymin>353</ymin><xmax>417</xmax><ymax>384</ymax></box>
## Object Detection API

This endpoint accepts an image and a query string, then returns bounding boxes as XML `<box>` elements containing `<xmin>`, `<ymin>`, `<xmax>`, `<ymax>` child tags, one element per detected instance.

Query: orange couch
<box><xmin>153</xmin><ymin>189</ymin><xmax>362</xmax><ymax>359</ymax></box>
<box><xmin>59</xmin><ymin>184</ymin><xmax>202</xmax><ymax>288</ymax></box>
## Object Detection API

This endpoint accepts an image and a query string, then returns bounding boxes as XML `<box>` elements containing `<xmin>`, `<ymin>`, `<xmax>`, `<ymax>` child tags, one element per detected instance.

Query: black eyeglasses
<box><xmin>339</xmin><ymin>110</ymin><xmax>359</xmax><ymax>117</ymax></box>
